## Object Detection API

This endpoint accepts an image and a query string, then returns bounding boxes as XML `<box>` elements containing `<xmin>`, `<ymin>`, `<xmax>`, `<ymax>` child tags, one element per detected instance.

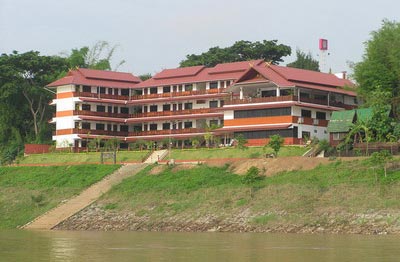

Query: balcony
<box><xmin>74</xmin><ymin>92</ymin><xmax>129</xmax><ymax>101</ymax></box>
<box><xmin>128</xmin><ymin>128</ymin><xmax>206</xmax><ymax>137</ymax></box>
<box><xmin>73</xmin><ymin>110</ymin><xmax>128</xmax><ymax>118</ymax></box>
<box><xmin>131</xmin><ymin>88</ymin><xmax>226</xmax><ymax>100</ymax></box>
<box><xmin>225</xmin><ymin>95</ymin><xmax>355</xmax><ymax>109</ymax></box>
<box><xmin>129</xmin><ymin>108</ymin><xmax>219</xmax><ymax>118</ymax></box>
<box><xmin>73</xmin><ymin>128</ymin><xmax>128</xmax><ymax>137</ymax></box>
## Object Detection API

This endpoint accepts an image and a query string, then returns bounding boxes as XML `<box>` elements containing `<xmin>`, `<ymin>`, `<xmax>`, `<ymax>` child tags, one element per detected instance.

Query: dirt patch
<box><xmin>148</xmin><ymin>165</ymin><xmax>167</xmax><ymax>175</ymax></box>
<box><xmin>229</xmin><ymin>157</ymin><xmax>330</xmax><ymax>176</ymax></box>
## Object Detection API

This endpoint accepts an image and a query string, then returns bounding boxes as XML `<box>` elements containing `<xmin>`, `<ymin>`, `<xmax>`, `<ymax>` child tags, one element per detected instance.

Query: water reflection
<box><xmin>0</xmin><ymin>230</ymin><xmax>399</xmax><ymax>262</ymax></box>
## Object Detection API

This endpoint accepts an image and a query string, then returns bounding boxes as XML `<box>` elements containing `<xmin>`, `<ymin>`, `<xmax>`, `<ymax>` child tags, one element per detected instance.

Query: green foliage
<box><xmin>370</xmin><ymin>150</ymin><xmax>393</xmax><ymax>177</ymax></box>
<box><xmin>235</xmin><ymin>134</ymin><xmax>248</xmax><ymax>150</ymax></box>
<box><xmin>354</xmin><ymin>20</ymin><xmax>400</xmax><ymax>113</ymax></box>
<box><xmin>138</xmin><ymin>73</ymin><xmax>152</xmax><ymax>81</ymax></box>
<box><xmin>190</xmin><ymin>137</ymin><xmax>201</xmax><ymax>149</ymax></box>
<box><xmin>287</xmin><ymin>49</ymin><xmax>320</xmax><ymax>71</ymax></box>
<box><xmin>267</xmin><ymin>135</ymin><xmax>284</xmax><ymax>157</ymax></box>
<box><xmin>318</xmin><ymin>139</ymin><xmax>332</xmax><ymax>153</ymax></box>
<box><xmin>180</xmin><ymin>40</ymin><xmax>291</xmax><ymax>67</ymax></box>
<box><xmin>65</xmin><ymin>41</ymin><xmax>125</xmax><ymax>71</ymax></box>
<box><xmin>104</xmin><ymin>138</ymin><xmax>120</xmax><ymax>151</ymax></box>
<box><xmin>0</xmin><ymin>164</ymin><xmax>120</xmax><ymax>228</ymax></box>
<box><xmin>242</xmin><ymin>166</ymin><xmax>261</xmax><ymax>185</ymax></box>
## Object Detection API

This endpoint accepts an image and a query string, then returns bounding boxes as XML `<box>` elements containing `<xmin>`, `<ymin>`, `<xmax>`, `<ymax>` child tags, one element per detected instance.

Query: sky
<box><xmin>1</xmin><ymin>0</ymin><xmax>399</xmax><ymax>77</ymax></box>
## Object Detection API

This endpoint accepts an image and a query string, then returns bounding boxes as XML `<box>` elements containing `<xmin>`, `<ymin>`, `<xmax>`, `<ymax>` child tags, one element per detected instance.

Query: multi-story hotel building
<box><xmin>47</xmin><ymin>60</ymin><xmax>357</xmax><ymax>149</ymax></box>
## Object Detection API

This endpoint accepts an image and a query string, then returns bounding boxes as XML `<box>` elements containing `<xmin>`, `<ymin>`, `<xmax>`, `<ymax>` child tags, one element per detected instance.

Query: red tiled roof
<box><xmin>135</xmin><ymin>61</ymin><xmax>258</xmax><ymax>88</ymax></box>
<box><xmin>269</xmin><ymin>65</ymin><xmax>354</xmax><ymax>87</ymax></box>
<box><xmin>234</xmin><ymin>62</ymin><xmax>356</xmax><ymax>96</ymax></box>
<box><xmin>78</xmin><ymin>68</ymin><xmax>141</xmax><ymax>83</ymax></box>
<box><xmin>153</xmin><ymin>66</ymin><xmax>205</xmax><ymax>79</ymax></box>
<box><xmin>208</xmin><ymin>60</ymin><xmax>263</xmax><ymax>74</ymax></box>
<box><xmin>47</xmin><ymin>68</ymin><xmax>141</xmax><ymax>88</ymax></box>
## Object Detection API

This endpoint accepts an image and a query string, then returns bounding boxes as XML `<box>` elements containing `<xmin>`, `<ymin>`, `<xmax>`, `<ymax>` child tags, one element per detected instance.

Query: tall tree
<box><xmin>0</xmin><ymin>51</ymin><xmax>68</xmax><ymax>143</ymax></box>
<box><xmin>65</xmin><ymin>41</ymin><xmax>126</xmax><ymax>71</ymax></box>
<box><xmin>353</xmin><ymin>20</ymin><xmax>400</xmax><ymax>112</ymax></box>
<box><xmin>180</xmin><ymin>40</ymin><xmax>291</xmax><ymax>67</ymax></box>
<box><xmin>287</xmin><ymin>49</ymin><xmax>320</xmax><ymax>71</ymax></box>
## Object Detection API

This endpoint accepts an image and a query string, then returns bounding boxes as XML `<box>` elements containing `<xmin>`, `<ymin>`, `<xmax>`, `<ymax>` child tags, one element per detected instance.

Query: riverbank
<box><xmin>0</xmin><ymin>164</ymin><xmax>120</xmax><ymax>228</ymax></box>
<box><xmin>56</xmin><ymin>159</ymin><xmax>400</xmax><ymax>234</ymax></box>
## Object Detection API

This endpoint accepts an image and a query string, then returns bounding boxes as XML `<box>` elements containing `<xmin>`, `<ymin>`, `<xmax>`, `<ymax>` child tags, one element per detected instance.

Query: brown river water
<box><xmin>1</xmin><ymin>230</ymin><xmax>399</xmax><ymax>261</ymax></box>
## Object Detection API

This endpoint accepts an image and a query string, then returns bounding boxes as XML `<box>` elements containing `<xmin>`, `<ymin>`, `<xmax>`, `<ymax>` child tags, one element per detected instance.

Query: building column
<box><xmin>277</xmin><ymin>87</ymin><xmax>280</xmax><ymax>97</ymax></box>
<box><xmin>239</xmin><ymin>87</ymin><xmax>243</xmax><ymax>100</ymax></box>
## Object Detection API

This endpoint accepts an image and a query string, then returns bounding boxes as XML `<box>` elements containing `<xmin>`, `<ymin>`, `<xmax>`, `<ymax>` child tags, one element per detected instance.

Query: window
<box><xmin>220</xmin><ymin>100</ymin><xmax>224</xmax><ymax>107</ymax></box>
<box><xmin>184</xmin><ymin>103</ymin><xmax>193</xmax><ymax>110</ymax></box>
<box><xmin>163</xmin><ymin>104</ymin><xmax>171</xmax><ymax>111</ymax></box>
<box><xmin>316</xmin><ymin>111</ymin><xmax>326</xmax><ymax>120</ymax></box>
<box><xmin>184</xmin><ymin>122</ymin><xmax>192</xmax><ymax>128</ymax></box>
<box><xmin>162</xmin><ymin>123</ymin><xmax>171</xmax><ymax>130</ymax></box>
<box><xmin>82</xmin><ymin>85</ymin><xmax>91</xmax><ymax>93</ymax></box>
<box><xmin>314</xmin><ymin>94</ymin><xmax>327</xmax><ymax>101</ymax></box>
<box><xmin>82</xmin><ymin>104</ymin><xmax>91</xmax><ymax>111</ymax></box>
<box><xmin>234</xmin><ymin>107</ymin><xmax>291</xmax><ymax>119</ymax></box>
<box><xmin>107</xmin><ymin>106</ymin><xmax>112</xmax><ymax>113</ymax></box>
<box><xmin>300</xmin><ymin>92</ymin><xmax>310</xmax><ymax>98</ymax></box>
<box><xmin>113</xmin><ymin>106</ymin><xmax>118</xmax><ymax>113</ymax></box>
<box><xmin>209</xmin><ymin>101</ymin><xmax>218</xmax><ymax>108</ymax></box>
<box><xmin>96</xmin><ymin>123</ymin><xmax>105</xmax><ymax>130</ymax></box>
<box><xmin>149</xmin><ymin>105</ymin><xmax>158</xmax><ymax>112</ymax></box>
<box><xmin>121</xmin><ymin>89</ymin><xmax>129</xmax><ymax>96</ymax></box>
<box><xmin>261</xmin><ymin>90</ymin><xmax>276</xmax><ymax>97</ymax></box>
<box><xmin>97</xmin><ymin>105</ymin><xmax>106</xmax><ymax>112</ymax></box>
<box><xmin>149</xmin><ymin>124</ymin><xmax>157</xmax><ymax>130</ymax></box>
<box><xmin>120</xmin><ymin>107</ymin><xmax>129</xmax><ymax>114</ymax></box>
<box><xmin>120</xmin><ymin>125</ymin><xmax>128</xmax><ymax>132</ymax></box>
<box><xmin>184</xmin><ymin>84</ymin><xmax>193</xmax><ymax>91</ymax></box>
<box><xmin>113</xmin><ymin>88</ymin><xmax>119</xmax><ymax>95</ymax></box>
<box><xmin>280</xmin><ymin>89</ymin><xmax>292</xmax><ymax>96</ymax></box>
<box><xmin>209</xmin><ymin>120</ymin><xmax>219</xmax><ymax>127</ymax></box>
<box><xmin>301</xmin><ymin>109</ymin><xmax>312</xmax><ymax>118</ymax></box>
<box><xmin>196</xmin><ymin>100</ymin><xmax>206</xmax><ymax>104</ymax></box>
<box><xmin>149</xmin><ymin>87</ymin><xmax>157</xmax><ymax>94</ymax></box>
<box><xmin>163</xmin><ymin>86</ymin><xmax>171</xmax><ymax>93</ymax></box>
<box><xmin>113</xmin><ymin>125</ymin><xmax>118</xmax><ymax>131</ymax></box>
<box><xmin>220</xmin><ymin>81</ymin><xmax>225</xmax><ymax>88</ymax></box>
<box><xmin>107</xmin><ymin>124</ymin><xmax>111</xmax><ymax>131</ymax></box>
<box><xmin>82</xmin><ymin>122</ymin><xmax>91</xmax><ymax>129</ymax></box>
<box><xmin>98</xmin><ymin>87</ymin><xmax>106</xmax><ymax>94</ymax></box>
<box><xmin>209</xmin><ymin>82</ymin><xmax>218</xmax><ymax>89</ymax></box>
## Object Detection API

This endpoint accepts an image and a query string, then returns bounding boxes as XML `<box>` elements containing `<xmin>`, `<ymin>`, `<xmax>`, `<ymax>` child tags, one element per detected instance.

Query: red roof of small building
<box><xmin>47</xmin><ymin>68</ymin><xmax>141</xmax><ymax>89</ymax></box>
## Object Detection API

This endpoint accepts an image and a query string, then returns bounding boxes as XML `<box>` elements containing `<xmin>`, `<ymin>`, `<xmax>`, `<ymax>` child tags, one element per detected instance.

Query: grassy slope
<box><xmin>170</xmin><ymin>146</ymin><xmax>308</xmax><ymax>160</ymax></box>
<box><xmin>99</xmin><ymin>159</ymin><xmax>400</xmax><ymax>228</ymax></box>
<box><xmin>0</xmin><ymin>164</ymin><xmax>120</xmax><ymax>228</ymax></box>
<box><xmin>18</xmin><ymin>151</ymin><xmax>148</xmax><ymax>164</ymax></box>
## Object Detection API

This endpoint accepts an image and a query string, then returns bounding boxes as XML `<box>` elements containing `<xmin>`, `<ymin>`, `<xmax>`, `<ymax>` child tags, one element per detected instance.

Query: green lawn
<box><xmin>99</xmin><ymin>159</ymin><xmax>400</xmax><ymax>228</ymax></box>
<box><xmin>0</xmin><ymin>164</ymin><xmax>120</xmax><ymax>228</ymax></box>
<box><xmin>18</xmin><ymin>151</ymin><xmax>148</xmax><ymax>165</ymax></box>
<box><xmin>170</xmin><ymin>146</ymin><xmax>308</xmax><ymax>160</ymax></box>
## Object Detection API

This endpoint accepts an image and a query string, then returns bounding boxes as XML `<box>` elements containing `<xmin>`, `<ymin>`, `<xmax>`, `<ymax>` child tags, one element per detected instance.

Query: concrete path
<box><xmin>22</xmin><ymin>163</ymin><xmax>146</xmax><ymax>230</ymax></box>
<box><xmin>144</xmin><ymin>149</ymin><xmax>168</xmax><ymax>163</ymax></box>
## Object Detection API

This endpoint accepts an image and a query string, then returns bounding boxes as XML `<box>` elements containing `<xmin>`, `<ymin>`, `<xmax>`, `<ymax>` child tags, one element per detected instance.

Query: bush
<box><xmin>242</xmin><ymin>166</ymin><xmax>261</xmax><ymax>185</ymax></box>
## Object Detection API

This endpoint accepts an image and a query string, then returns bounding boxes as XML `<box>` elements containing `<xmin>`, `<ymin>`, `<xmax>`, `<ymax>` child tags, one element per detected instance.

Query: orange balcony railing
<box><xmin>73</xmin><ymin>110</ymin><xmax>129</xmax><ymax>118</ymax></box>
<box><xmin>74</xmin><ymin>92</ymin><xmax>129</xmax><ymax>101</ymax></box>
<box><xmin>128</xmin><ymin>128</ymin><xmax>206</xmax><ymax>137</ymax></box>
<box><xmin>129</xmin><ymin>108</ymin><xmax>219</xmax><ymax>118</ymax></box>
<box><xmin>131</xmin><ymin>88</ymin><xmax>226</xmax><ymax>100</ymax></box>
<box><xmin>73</xmin><ymin>128</ymin><xmax>128</xmax><ymax>137</ymax></box>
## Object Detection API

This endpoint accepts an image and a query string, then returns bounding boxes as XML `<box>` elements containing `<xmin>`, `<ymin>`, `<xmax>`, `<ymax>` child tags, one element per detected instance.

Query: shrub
<box><xmin>242</xmin><ymin>166</ymin><xmax>261</xmax><ymax>185</ymax></box>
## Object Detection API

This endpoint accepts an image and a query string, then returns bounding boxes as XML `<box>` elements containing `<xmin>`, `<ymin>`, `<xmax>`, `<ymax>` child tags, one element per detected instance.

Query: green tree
<box><xmin>370</xmin><ymin>150</ymin><xmax>393</xmax><ymax>177</ymax></box>
<box><xmin>267</xmin><ymin>134</ymin><xmax>284</xmax><ymax>157</ymax></box>
<box><xmin>235</xmin><ymin>134</ymin><xmax>248</xmax><ymax>150</ymax></box>
<box><xmin>0</xmin><ymin>51</ymin><xmax>68</xmax><ymax>145</ymax></box>
<box><xmin>353</xmin><ymin>20</ymin><xmax>400</xmax><ymax>114</ymax></box>
<box><xmin>242</xmin><ymin>166</ymin><xmax>261</xmax><ymax>185</ymax></box>
<box><xmin>287</xmin><ymin>49</ymin><xmax>320</xmax><ymax>71</ymax></box>
<box><xmin>180</xmin><ymin>40</ymin><xmax>291</xmax><ymax>67</ymax></box>
<box><xmin>64</xmin><ymin>41</ymin><xmax>126</xmax><ymax>71</ymax></box>
<box><xmin>139</xmin><ymin>73</ymin><xmax>152</xmax><ymax>81</ymax></box>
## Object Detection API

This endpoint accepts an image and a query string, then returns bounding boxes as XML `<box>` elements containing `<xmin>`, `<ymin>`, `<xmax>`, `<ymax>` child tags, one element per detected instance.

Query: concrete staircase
<box><xmin>22</xmin><ymin>163</ymin><xmax>146</xmax><ymax>230</ymax></box>
<box><xmin>143</xmin><ymin>149</ymin><xmax>168</xmax><ymax>163</ymax></box>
